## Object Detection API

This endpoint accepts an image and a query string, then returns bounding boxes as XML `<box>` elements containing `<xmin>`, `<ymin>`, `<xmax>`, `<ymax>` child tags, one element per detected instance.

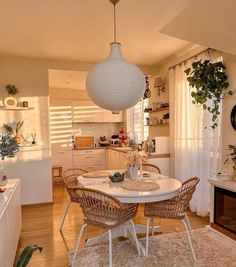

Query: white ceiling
<box><xmin>49</xmin><ymin>70</ymin><xmax>88</xmax><ymax>90</ymax></box>
<box><xmin>161</xmin><ymin>0</ymin><xmax>236</xmax><ymax>56</ymax></box>
<box><xmin>0</xmin><ymin>0</ymin><xmax>193</xmax><ymax>66</ymax></box>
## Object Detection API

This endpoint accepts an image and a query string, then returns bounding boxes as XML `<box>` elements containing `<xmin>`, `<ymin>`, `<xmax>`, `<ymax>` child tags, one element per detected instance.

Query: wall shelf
<box><xmin>0</xmin><ymin>107</ymin><xmax>34</xmax><ymax>111</ymax></box>
<box><xmin>144</xmin><ymin>107</ymin><xmax>169</xmax><ymax>113</ymax></box>
<box><xmin>145</xmin><ymin>123</ymin><xmax>169</xmax><ymax>126</ymax></box>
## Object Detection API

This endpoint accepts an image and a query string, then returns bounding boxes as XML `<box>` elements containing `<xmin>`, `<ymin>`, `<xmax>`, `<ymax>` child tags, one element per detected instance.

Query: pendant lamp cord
<box><xmin>113</xmin><ymin>2</ymin><xmax>117</xmax><ymax>42</ymax></box>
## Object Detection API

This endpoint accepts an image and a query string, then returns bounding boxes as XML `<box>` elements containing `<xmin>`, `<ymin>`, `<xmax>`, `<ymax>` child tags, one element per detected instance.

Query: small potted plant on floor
<box><xmin>224</xmin><ymin>145</ymin><xmax>236</xmax><ymax>181</ymax></box>
<box><xmin>0</xmin><ymin>135</ymin><xmax>19</xmax><ymax>185</ymax></box>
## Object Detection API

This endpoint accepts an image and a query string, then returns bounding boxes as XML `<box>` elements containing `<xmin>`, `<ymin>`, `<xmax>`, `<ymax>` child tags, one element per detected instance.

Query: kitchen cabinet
<box><xmin>0</xmin><ymin>179</ymin><xmax>21</xmax><ymax>267</ymax></box>
<box><xmin>73</xmin><ymin>149</ymin><xmax>106</xmax><ymax>171</ymax></box>
<box><xmin>107</xmin><ymin>149</ymin><xmax>120</xmax><ymax>170</ymax></box>
<box><xmin>102</xmin><ymin>109</ymin><xmax>123</xmax><ymax>123</ymax></box>
<box><xmin>72</xmin><ymin>100</ymin><xmax>103</xmax><ymax>123</ymax></box>
<box><xmin>51</xmin><ymin>150</ymin><xmax>73</xmax><ymax>171</ymax></box>
<box><xmin>148</xmin><ymin>157</ymin><xmax>170</xmax><ymax>176</ymax></box>
<box><xmin>119</xmin><ymin>152</ymin><xmax>126</xmax><ymax>169</ymax></box>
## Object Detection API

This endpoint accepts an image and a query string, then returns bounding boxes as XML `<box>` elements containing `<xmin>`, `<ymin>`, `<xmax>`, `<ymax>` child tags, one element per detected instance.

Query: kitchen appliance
<box><xmin>110</xmin><ymin>135</ymin><xmax>119</xmax><ymax>146</ymax></box>
<box><xmin>99</xmin><ymin>136</ymin><xmax>109</xmax><ymax>147</ymax></box>
<box><xmin>74</xmin><ymin>136</ymin><xmax>94</xmax><ymax>148</ymax></box>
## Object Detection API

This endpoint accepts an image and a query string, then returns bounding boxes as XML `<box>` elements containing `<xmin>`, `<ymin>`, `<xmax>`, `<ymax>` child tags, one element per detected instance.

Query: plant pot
<box><xmin>15</xmin><ymin>135</ymin><xmax>22</xmax><ymax>144</ymax></box>
<box><xmin>3</xmin><ymin>96</ymin><xmax>17</xmax><ymax>108</ymax></box>
<box><xmin>127</xmin><ymin>165</ymin><xmax>138</xmax><ymax>181</ymax></box>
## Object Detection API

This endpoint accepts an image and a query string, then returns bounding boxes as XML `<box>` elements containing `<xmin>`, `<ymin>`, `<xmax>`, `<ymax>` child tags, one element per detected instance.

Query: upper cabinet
<box><xmin>72</xmin><ymin>100</ymin><xmax>123</xmax><ymax>123</ymax></box>
<box><xmin>102</xmin><ymin>109</ymin><xmax>123</xmax><ymax>123</ymax></box>
<box><xmin>72</xmin><ymin>100</ymin><xmax>103</xmax><ymax>123</ymax></box>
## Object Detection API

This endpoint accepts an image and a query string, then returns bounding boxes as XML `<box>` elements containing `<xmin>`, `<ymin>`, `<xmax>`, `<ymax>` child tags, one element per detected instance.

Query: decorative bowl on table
<box><xmin>109</xmin><ymin>172</ymin><xmax>125</xmax><ymax>183</ymax></box>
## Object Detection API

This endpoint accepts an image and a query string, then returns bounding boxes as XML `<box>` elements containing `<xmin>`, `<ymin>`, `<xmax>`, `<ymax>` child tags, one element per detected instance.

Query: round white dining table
<box><xmin>78</xmin><ymin>171</ymin><xmax>182</xmax><ymax>256</ymax></box>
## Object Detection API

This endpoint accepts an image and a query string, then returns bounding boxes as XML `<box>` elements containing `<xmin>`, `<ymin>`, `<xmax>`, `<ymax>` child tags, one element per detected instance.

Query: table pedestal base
<box><xmin>85</xmin><ymin>223</ymin><xmax>161</xmax><ymax>256</ymax></box>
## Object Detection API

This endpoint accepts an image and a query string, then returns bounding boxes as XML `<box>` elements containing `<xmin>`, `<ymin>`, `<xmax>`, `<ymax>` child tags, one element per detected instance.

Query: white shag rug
<box><xmin>68</xmin><ymin>227</ymin><xmax>236</xmax><ymax>267</ymax></box>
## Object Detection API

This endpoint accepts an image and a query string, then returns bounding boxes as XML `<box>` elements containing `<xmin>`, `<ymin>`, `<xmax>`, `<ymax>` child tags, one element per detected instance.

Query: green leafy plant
<box><xmin>5</xmin><ymin>84</ymin><xmax>19</xmax><ymax>96</ymax></box>
<box><xmin>185</xmin><ymin>60</ymin><xmax>233</xmax><ymax>129</ymax></box>
<box><xmin>0</xmin><ymin>135</ymin><xmax>19</xmax><ymax>161</ymax></box>
<box><xmin>16</xmin><ymin>245</ymin><xmax>42</xmax><ymax>267</ymax></box>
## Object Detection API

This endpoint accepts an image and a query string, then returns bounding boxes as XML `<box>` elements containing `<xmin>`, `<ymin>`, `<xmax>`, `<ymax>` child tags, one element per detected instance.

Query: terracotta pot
<box><xmin>14</xmin><ymin>135</ymin><xmax>21</xmax><ymax>144</ymax></box>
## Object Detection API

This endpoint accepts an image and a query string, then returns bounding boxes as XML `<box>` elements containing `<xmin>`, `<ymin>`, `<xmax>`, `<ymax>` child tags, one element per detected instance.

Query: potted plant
<box><xmin>224</xmin><ymin>145</ymin><xmax>236</xmax><ymax>181</ymax></box>
<box><xmin>185</xmin><ymin>60</ymin><xmax>233</xmax><ymax>129</ymax></box>
<box><xmin>16</xmin><ymin>245</ymin><xmax>42</xmax><ymax>267</ymax></box>
<box><xmin>125</xmin><ymin>150</ymin><xmax>142</xmax><ymax>181</ymax></box>
<box><xmin>3</xmin><ymin>84</ymin><xmax>19</xmax><ymax>108</ymax></box>
<box><xmin>2</xmin><ymin>121</ymin><xmax>24</xmax><ymax>143</ymax></box>
<box><xmin>0</xmin><ymin>135</ymin><xmax>19</xmax><ymax>185</ymax></box>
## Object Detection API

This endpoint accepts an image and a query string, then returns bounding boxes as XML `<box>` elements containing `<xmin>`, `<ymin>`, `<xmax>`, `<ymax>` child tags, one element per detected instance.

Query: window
<box><xmin>127</xmin><ymin>99</ymin><xmax>149</xmax><ymax>143</ymax></box>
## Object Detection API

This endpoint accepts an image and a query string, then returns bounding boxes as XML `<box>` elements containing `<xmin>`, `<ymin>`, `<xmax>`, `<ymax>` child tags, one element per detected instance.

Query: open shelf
<box><xmin>0</xmin><ymin>106</ymin><xmax>34</xmax><ymax>111</ymax></box>
<box><xmin>144</xmin><ymin>107</ymin><xmax>169</xmax><ymax>113</ymax></box>
<box><xmin>145</xmin><ymin>123</ymin><xmax>169</xmax><ymax>126</ymax></box>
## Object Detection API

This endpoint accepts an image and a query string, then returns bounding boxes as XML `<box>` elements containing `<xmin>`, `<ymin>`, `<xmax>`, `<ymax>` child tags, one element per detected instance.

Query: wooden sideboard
<box><xmin>0</xmin><ymin>179</ymin><xmax>21</xmax><ymax>267</ymax></box>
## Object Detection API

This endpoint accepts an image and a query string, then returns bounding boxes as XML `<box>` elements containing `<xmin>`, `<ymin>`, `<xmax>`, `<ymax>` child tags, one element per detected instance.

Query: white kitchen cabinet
<box><xmin>0</xmin><ymin>179</ymin><xmax>21</xmax><ymax>267</ymax></box>
<box><xmin>102</xmin><ymin>109</ymin><xmax>123</xmax><ymax>122</ymax></box>
<box><xmin>148</xmin><ymin>157</ymin><xmax>170</xmax><ymax>176</ymax></box>
<box><xmin>51</xmin><ymin>150</ymin><xmax>73</xmax><ymax>171</ymax></box>
<box><xmin>73</xmin><ymin>149</ymin><xmax>106</xmax><ymax>171</ymax></box>
<box><xmin>72</xmin><ymin>100</ymin><xmax>103</xmax><ymax>123</ymax></box>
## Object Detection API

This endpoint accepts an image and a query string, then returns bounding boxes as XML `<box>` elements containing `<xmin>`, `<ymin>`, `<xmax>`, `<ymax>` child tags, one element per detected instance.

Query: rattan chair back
<box><xmin>73</xmin><ymin>187</ymin><xmax>138</xmax><ymax>229</ymax></box>
<box><xmin>142</xmin><ymin>163</ymin><xmax>161</xmax><ymax>174</ymax></box>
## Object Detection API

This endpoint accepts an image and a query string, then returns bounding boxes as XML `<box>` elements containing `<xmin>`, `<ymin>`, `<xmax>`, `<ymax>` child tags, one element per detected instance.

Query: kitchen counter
<box><xmin>73</xmin><ymin>146</ymin><xmax>170</xmax><ymax>158</ymax></box>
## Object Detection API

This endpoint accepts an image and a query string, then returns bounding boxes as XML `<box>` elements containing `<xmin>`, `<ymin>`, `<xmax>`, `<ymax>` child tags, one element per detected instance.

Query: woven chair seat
<box><xmin>73</xmin><ymin>187</ymin><xmax>138</xmax><ymax>229</ymax></box>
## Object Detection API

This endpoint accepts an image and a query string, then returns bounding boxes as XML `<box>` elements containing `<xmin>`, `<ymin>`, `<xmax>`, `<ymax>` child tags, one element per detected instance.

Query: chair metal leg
<box><xmin>72</xmin><ymin>223</ymin><xmax>87</xmax><ymax>267</ymax></box>
<box><xmin>108</xmin><ymin>229</ymin><xmax>113</xmax><ymax>267</ymax></box>
<box><xmin>145</xmin><ymin>217</ymin><xmax>151</xmax><ymax>257</ymax></box>
<box><xmin>185</xmin><ymin>213</ymin><xmax>193</xmax><ymax>239</ymax></box>
<box><xmin>151</xmin><ymin>218</ymin><xmax>154</xmax><ymax>237</ymax></box>
<box><xmin>60</xmin><ymin>199</ymin><xmax>71</xmax><ymax>231</ymax></box>
<box><xmin>129</xmin><ymin>220</ymin><xmax>141</xmax><ymax>256</ymax></box>
<box><xmin>181</xmin><ymin>219</ymin><xmax>196</xmax><ymax>262</ymax></box>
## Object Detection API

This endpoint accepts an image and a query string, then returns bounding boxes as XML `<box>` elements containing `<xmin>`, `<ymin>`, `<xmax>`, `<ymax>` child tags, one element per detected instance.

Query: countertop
<box><xmin>208</xmin><ymin>177</ymin><xmax>236</xmax><ymax>193</ymax></box>
<box><xmin>73</xmin><ymin>146</ymin><xmax>170</xmax><ymax>158</ymax></box>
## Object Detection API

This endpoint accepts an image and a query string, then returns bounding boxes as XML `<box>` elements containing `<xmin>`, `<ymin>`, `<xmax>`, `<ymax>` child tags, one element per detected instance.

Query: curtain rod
<box><xmin>168</xmin><ymin>48</ymin><xmax>215</xmax><ymax>70</ymax></box>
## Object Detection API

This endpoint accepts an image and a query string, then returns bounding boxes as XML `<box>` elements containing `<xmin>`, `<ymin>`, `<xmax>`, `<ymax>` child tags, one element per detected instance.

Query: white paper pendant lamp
<box><xmin>86</xmin><ymin>0</ymin><xmax>145</xmax><ymax>114</ymax></box>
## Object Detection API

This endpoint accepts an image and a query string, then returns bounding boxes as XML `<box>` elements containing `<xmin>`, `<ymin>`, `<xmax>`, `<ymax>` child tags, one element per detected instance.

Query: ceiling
<box><xmin>49</xmin><ymin>70</ymin><xmax>88</xmax><ymax>90</ymax></box>
<box><xmin>0</xmin><ymin>0</ymin><xmax>193</xmax><ymax>67</ymax></box>
<box><xmin>161</xmin><ymin>0</ymin><xmax>236</xmax><ymax>56</ymax></box>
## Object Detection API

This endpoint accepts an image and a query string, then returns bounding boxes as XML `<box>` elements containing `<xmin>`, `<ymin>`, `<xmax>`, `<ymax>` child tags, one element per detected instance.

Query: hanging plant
<box><xmin>143</xmin><ymin>75</ymin><xmax>151</xmax><ymax>99</ymax></box>
<box><xmin>5</xmin><ymin>84</ymin><xmax>19</xmax><ymax>96</ymax></box>
<box><xmin>185</xmin><ymin>60</ymin><xmax>233</xmax><ymax>129</ymax></box>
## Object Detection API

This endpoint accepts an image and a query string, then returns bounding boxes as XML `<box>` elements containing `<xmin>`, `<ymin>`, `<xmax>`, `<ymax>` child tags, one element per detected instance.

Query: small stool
<box><xmin>52</xmin><ymin>165</ymin><xmax>63</xmax><ymax>183</ymax></box>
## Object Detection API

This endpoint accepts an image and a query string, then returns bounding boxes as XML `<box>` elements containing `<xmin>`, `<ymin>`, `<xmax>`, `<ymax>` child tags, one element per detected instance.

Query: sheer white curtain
<box><xmin>169</xmin><ymin>51</ymin><xmax>222</xmax><ymax>216</ymax></box>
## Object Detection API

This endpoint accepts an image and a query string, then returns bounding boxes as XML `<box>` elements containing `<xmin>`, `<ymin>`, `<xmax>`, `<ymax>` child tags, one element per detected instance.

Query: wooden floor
<box><xmin>16</xmin><ymin>183</ymin><xmax>209</xmax><ymax>267</ymax></box>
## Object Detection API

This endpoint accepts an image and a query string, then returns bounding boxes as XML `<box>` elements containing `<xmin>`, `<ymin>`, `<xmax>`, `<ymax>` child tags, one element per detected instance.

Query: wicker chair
<box><xmin>144</xmin><ymin>177</ymin><xmax>200</xmax><ymax>260</ymax></box>
<box><xmin>59</xmin><ymin>168</ymin><xmax>88</xmax><ymax>231</ymax></box>
<box><xmin>142</xmin><ymin>163</ymin><xmax>161</xmax><ymax>174</ymax></box>
<box><xmin>71</xmin><ymin>187</ymin><xmax>140</xmax><ymax>267</ymax></box>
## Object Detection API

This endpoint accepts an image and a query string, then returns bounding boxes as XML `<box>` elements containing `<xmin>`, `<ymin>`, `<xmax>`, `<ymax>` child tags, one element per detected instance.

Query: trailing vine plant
<box><xmin>185</xmin><ymin>60</ymin><xmax>233</xmax><ymax>129</ymax></box>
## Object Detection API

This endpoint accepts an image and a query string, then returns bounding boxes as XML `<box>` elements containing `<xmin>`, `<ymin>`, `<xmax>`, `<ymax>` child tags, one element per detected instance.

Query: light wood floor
<box><xmin>16</xmin><ymin>183</ymin><xmax>209</xmax><ymax>267</ymax></box>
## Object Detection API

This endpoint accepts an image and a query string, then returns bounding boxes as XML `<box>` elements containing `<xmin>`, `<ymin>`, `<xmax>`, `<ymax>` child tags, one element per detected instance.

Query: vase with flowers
<box><xmin>0</xmin><ymin>135</ymin><xmax>19</xmax><ymax>186</ymax></box>
<box><xmin>125</xmin><ymin>150</ymin><xmax>142</xmax><ymax>181</ymax></box>
<box><xmin>224</xmin><ymin>145</ymin><xmax>236</xmax><ymax>181</ymax></box>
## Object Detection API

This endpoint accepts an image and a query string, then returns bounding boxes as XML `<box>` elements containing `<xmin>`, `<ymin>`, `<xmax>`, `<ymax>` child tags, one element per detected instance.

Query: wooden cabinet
<box><xmin>107</xmin><ymin>149</ymin><xmax>120</xmax><ymax>170</ymax></box>
<box><xmin>71</xmin><ymin>100</ymin><xmax>123</xmax><ymax>123</ymax></box>
<box><xmin>119</xmin><ymin>152</ymin><xmax>126</xmax><ymax>169</ymax></box>
<box><xmin>0</xmin><ymin>179</ymin><xmax>21</xmax><ymax>267</ymax></box>
<box><xmin>51</xmin><ymin>150</ymin><xmax>73</xmax><ymax>171</ymax></box>
<box><xmin>102</xmin><ymin>109</ymin><xmax>123</xmax><ymax>123</ymax></box>
<box><xmin>73</xmin><ymin>149</ymin><xmax>106</xmax><ymax>171</ymax></box>
<box><xmin>72</xmin><ymin>100</ymin><xmax>103</xmax><ymax>123</ymax></box>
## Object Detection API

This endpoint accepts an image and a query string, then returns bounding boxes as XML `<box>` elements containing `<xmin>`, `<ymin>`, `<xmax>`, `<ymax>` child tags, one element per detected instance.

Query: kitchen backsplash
<box><xmin>72</xmin><ymin>122</ymin><xmax>124</xmax><ymax>144</ymax></box>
